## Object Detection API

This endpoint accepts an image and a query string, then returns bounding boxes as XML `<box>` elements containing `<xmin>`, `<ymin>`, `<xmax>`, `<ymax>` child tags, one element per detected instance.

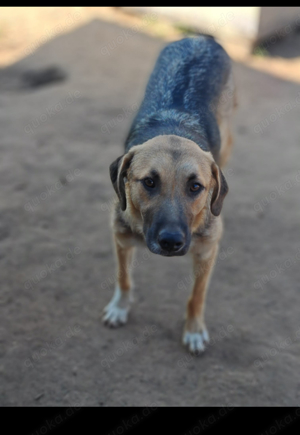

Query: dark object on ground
<box><xmin>21</xmin><ymin>66</ymin><xmax>67</xmax><ymax>88</ymax></box>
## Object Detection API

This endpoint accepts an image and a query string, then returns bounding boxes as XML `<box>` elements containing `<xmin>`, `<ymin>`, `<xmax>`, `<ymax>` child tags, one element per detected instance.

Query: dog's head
<box><xmin>110</xmin><ymin>135</ymin><xmax>228</xmax><ymax>256</ymax></box>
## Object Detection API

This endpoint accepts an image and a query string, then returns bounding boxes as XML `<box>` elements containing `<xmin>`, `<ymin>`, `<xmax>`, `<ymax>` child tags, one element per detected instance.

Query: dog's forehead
<box><xmin>130</xmin><ymin>135</ymin><xmax>213</xmax><ymax>177</ymax></box>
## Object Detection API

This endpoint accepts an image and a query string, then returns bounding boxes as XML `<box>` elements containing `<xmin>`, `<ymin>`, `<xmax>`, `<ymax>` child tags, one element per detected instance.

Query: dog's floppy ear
<box><xmin>211</xmin><ymin>162</ymin><xmax>228</xmax><ymax>217</ymax></box>
<box><xmin>109</xmin><ymin>152</ymin><xmax>134</xmax><ymax>211</ymax></box>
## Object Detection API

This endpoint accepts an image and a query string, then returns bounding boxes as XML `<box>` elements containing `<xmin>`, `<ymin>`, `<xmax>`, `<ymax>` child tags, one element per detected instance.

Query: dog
<box><xmin>103</xmin><ymin>36</ymin><xmax>236</xmax><ymax>354</ymax></box>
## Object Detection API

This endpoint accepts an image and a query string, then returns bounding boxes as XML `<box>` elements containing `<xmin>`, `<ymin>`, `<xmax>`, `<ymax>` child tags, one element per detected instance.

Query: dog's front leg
<box><xmin>103</xmin><ymin>232</ymin><xmax>135</xmax><ymax>327</ymax></box>
<box><xmin>183</xmin><ymin>243</ymin><xmax>219</xmax><ymax>354</ymax></box>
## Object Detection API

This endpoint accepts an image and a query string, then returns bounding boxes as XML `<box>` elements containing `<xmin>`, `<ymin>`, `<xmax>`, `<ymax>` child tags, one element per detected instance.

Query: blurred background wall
<box><xmin>122</xmin><ymin>7</ymin><xmax>300</xmax><ymax>51</ymax></box>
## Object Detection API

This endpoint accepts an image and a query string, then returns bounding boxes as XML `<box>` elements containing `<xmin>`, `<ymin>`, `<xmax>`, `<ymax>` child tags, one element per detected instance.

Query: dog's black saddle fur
<box><xmin>125</xmin><ymin>36</ymin><xmax>231</xmax><ymax>161</ymax></box>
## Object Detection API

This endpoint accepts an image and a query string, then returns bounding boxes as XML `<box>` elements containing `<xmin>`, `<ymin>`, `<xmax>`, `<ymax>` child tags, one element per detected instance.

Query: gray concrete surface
<box><xmin>1</xmin><ymin>19</ymin><xmax>300</xmax><ymax>406</ymax></box>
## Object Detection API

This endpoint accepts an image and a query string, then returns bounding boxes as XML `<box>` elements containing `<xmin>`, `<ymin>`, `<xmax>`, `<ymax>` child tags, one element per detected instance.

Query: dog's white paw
<box><xmin>103</xmin><ymin>286</ymin><xmax>131</xmax><ymax>328</ymax></box>
<box><xmin>183</xmin><ymin>329</ymin><xmax>210</xmax><ymax>355</ymax></box>
<box><xmin>103</xmin><ymin>304</ymin><xmax>129</xmax><ymax>327</ymax></box>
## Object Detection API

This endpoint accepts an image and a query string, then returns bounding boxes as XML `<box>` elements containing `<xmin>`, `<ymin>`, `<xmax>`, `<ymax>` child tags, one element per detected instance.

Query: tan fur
<box><xmin>185</xmin><ymin>244</ymin><xmax>219</xmax><ymax>331</ymax></box>
<box><xmin>123</xmin><ymin>136</ymin><xmax>215</xmax><ymax>233</ymax></box>
<box><xmin>114</xmin><ymin>234</ymin><xmax>134</xmax><ymax>292</ymax></box>
<box><xmin>216</xmin><ymin>69</ymin><xmax>236</xmax><ymax>168</ymax></box>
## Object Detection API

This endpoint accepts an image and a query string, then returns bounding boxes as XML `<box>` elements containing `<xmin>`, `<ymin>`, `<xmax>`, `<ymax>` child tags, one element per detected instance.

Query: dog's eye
<box><xmin>190</xmin><ymin>183</ymin><xmax>202</xmax><ymax>193</ymax></box>
<box><xmin>144</xmin><ymin>178</ymin><xmax>155</xmax><ymax>188</ymax></box>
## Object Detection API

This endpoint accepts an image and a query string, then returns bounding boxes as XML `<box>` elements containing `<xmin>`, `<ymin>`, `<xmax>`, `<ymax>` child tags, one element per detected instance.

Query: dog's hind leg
<box><xmin>103</xmin><ymin>233</ymin><xmax>135</xmax><ymax>327</ymax></box>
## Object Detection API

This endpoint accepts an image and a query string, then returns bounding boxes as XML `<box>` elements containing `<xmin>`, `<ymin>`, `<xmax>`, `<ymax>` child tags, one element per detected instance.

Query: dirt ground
<box><xmin>1</xmin><ymin>9</ymin><xmax>300</xmax><ymax>407</ymax></box>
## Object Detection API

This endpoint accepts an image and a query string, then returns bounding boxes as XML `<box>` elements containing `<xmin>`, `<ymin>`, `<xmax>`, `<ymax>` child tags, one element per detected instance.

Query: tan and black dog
<box><xmin>104</xmin><ymin>36</ymin><xmax>235</xmax><ymax>354</ymax></box>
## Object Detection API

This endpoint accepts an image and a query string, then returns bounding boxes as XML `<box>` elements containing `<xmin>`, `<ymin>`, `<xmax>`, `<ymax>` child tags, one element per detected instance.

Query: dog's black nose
<box><xmin>158</xmin><ymin>231</ymin><xmax>185</xmax><ymax>252</ymax></box>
